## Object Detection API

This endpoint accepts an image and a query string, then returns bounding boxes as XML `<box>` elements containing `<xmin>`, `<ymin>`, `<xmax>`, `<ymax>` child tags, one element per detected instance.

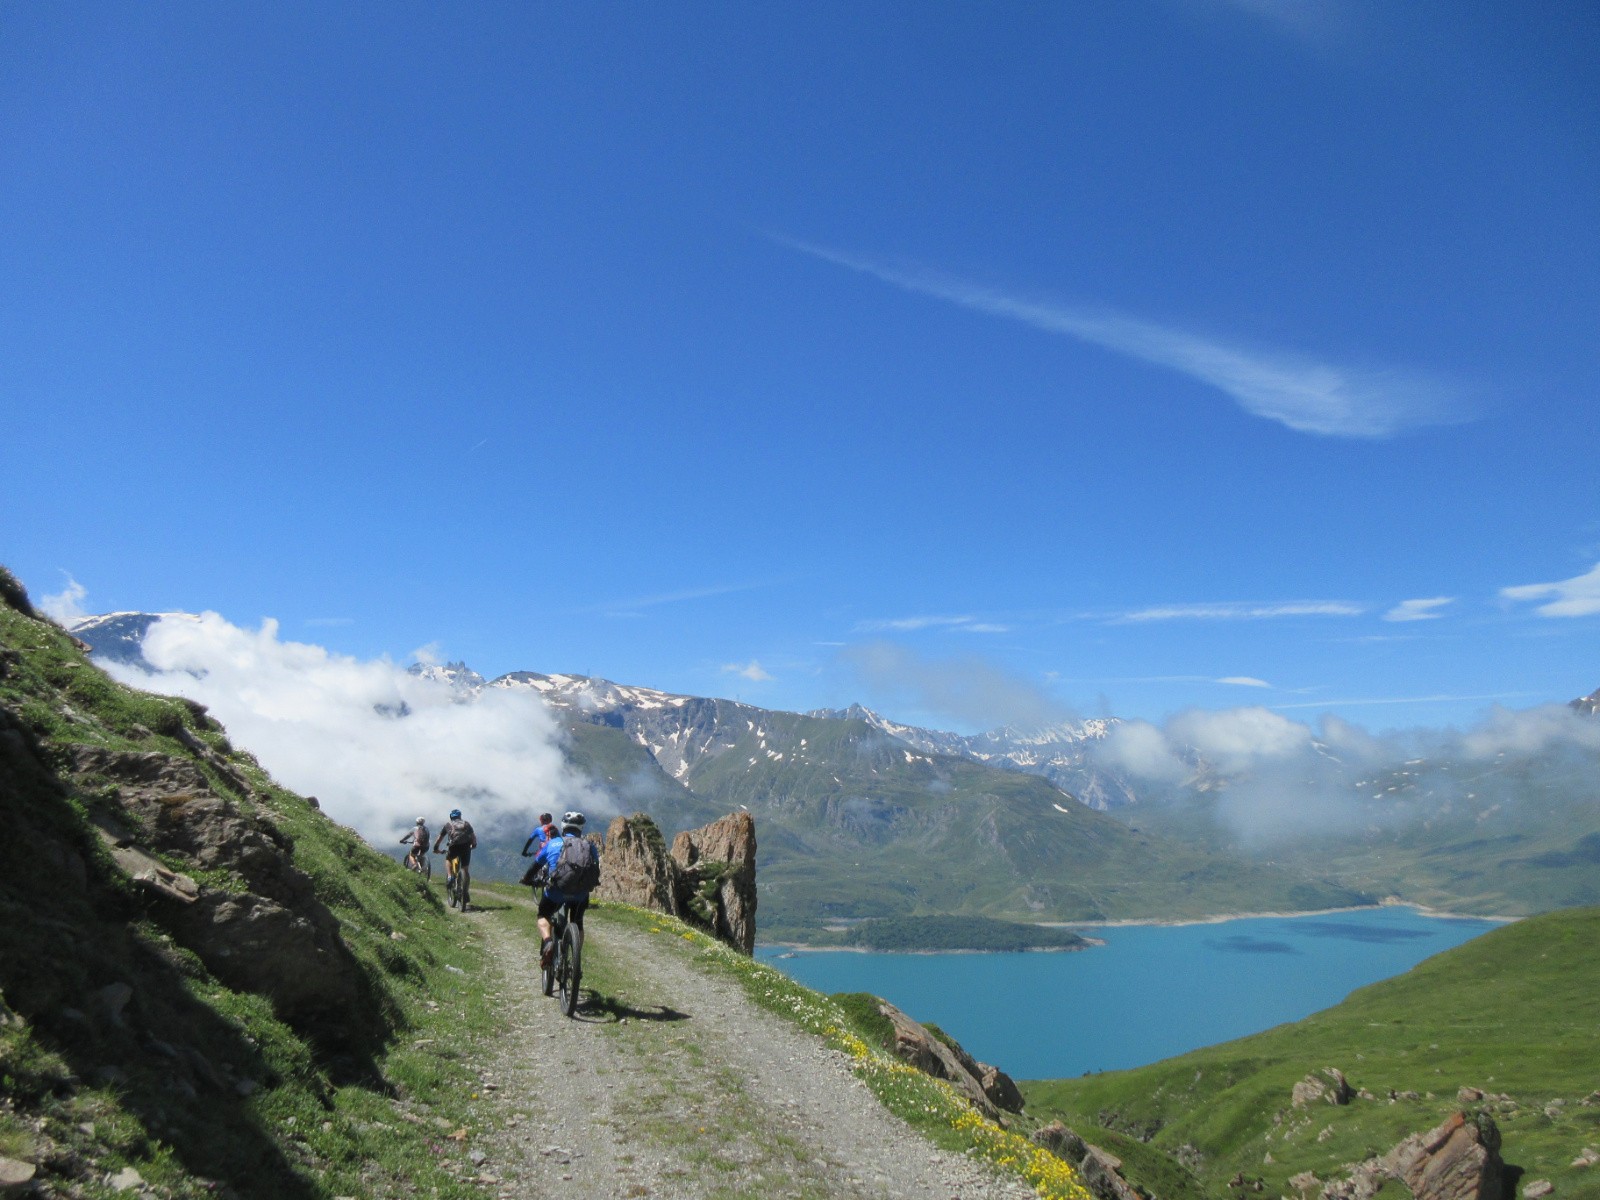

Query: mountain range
<box><xmin>68</xmin><ymin>612</ymin><xmax>1600</xmax><ymax>934</ymax></box>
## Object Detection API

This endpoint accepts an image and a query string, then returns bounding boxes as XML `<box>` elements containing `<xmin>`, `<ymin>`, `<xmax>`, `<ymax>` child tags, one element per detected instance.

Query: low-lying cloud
<box><xmin>1089</xmin><ymin>699</ymin><xmax>1600</xmax><ymax>845</ymax></box>
<box><xmin>103</xmin><ymin>613</ymin><xmax>606</xmax><ymax>847</ymax></box>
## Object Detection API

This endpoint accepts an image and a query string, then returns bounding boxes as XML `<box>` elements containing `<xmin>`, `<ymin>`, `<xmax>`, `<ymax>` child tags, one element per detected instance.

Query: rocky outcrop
<box><xmin>1319</xmin><ymin>1111</ymin><xmax>1504</xmax><ymax>1200</ymax></box>
<box><xmin>594</xmin><ymin>811</ymin><xmax>758</xmax><ymax>954</ymax></box>
<box><xmin>671</xmin><ymin>811</ymin><xmax>757</xmax><ymax>955</ymax></box>
<box><xmin>66</xmin><ymin>745</ymin><xmax>361</xmax><ymax>1021</ymax></box>
<box><xmin>875</xmin><ymin>997</ymin><xmax>1023</xmax><ymax>1120</ymax></box>
<box><xmin>1031</xmin><ymin>1123</ymin><xmax>1146</xmax><ymax>1200</ymax></box>
<box><xmin>1293</xmin><ymin>1068</ymin><xmax>1353</xmax><ymax>1107</ymax></box>
<box><xmin>596</xmin><ymin>814</ymin><xmax>681</xmax><ymax>915</ymax></box>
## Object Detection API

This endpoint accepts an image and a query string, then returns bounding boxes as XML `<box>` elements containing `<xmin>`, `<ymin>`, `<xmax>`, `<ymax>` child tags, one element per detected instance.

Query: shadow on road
<box><xmin>582</xmin><ymin>992</ymin><xmax>692</xmax><ymax>1025</ymax></box>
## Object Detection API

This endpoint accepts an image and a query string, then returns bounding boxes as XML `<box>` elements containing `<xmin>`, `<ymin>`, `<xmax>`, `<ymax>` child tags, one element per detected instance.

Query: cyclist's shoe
<box><xmin>540</xmin><ymin>938</ymin><xmax>554</xmax><ymax>969</ymax></box>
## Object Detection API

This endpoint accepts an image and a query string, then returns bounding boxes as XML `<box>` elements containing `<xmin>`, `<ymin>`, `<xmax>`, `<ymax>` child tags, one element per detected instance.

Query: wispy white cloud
<box><xmin>1501</xmin><ymin>563</ymin><xmax>1600</xmax><ymax>618</ymax></box>
<box><xmin>853</xmin><ymin>614</ymin><xmax>1009</xmax><ymax>634</ymax></box>
<box><xmin>782</xmin><ymin>240</ymin><xmax>1467</xmax><ymax>439</ymax></box>
<box><xmin>1271</xmin><ymin>691</ymin><xmax>1538</xmax><ymax>711</ymax></box>
<box><xmin>1118</xmin><ymin>601</ymin><xmax>1365</xmax><ymax>623</ymax></box>
<box><xmin>594</xmin><ymin>581</ymin><xmax>770</xmax><ymax>616</ymax></box>
<box><xmin>721</xmin><ymin>660</ymin><xmax>773</xmax><ymax>682</ymax></box>
<box><xmin>39</xmin><ymin>575</ymin><xmax>89</xmax><ymax>623</ymax></box>
<box><xmin>1217</xmin><ymin>676</ymin><xmax>1271</xmax><ymax>688</ymax></box>
<box><xmin>1383</xmin><ymin>597</ymin><xmax>1455</xmax><ymax>623</ymax></box>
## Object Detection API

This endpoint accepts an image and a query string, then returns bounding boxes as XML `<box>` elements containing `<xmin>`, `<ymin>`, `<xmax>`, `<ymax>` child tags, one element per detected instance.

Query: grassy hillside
<box><xmin>1021</xmin><ymin>905</ymin><xmax>1600</xmax><ymax>1197</ymax></box>
<box><xmin>0</xmin><ymin>569</ymin><xmax>521</xmax><ymax>1199</ymax></box>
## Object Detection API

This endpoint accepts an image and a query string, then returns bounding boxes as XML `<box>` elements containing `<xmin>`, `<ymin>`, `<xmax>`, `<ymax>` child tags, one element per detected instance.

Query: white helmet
<box><xmin>415</xmin><ymin>817</ymin><xmax>426</xmax><ymax>825</ymax></box>
<box><xmin>561</xmin><ymin>811</ymin><xmax>586</xmax><ymax>832</ymax></box>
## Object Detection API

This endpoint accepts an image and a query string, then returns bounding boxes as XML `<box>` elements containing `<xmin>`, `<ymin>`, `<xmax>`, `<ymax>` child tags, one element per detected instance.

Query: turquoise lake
<box><xmin>755</xmin><ymin>907</ymin><xmax>1501</xmax><ymax>1081</ymax></box>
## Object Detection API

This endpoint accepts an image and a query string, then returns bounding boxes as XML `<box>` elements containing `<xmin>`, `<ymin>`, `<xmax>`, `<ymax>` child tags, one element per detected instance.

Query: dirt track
<box><xmin>466</xmin><ymin>899</ymin><xmax>1036</xmax><ymax>1200</ymax></box>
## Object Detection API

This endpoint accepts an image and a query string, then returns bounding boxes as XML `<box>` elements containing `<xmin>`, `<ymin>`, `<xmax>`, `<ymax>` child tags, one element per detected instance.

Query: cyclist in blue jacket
<box><xmin>518</xmin><ymin>812</ymin><xmax>557</xmax><ymax>886</ymax></box>
<box><xmin>533</xmin><ymin>812</ymin><xmax>597</xmax><ymax>968</ymax></box>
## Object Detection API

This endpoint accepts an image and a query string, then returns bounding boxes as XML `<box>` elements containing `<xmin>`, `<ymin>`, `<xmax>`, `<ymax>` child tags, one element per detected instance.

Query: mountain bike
<box><xmin>546</xmin><ymin>901</ymin><xmax>583</xmax><ymax>1017</ymax></box>
<box><xmin>404</xmin><ymin>845</ymin><xmax>431</xmax><ymax>880</ymax></box>
<box><xmin>444</xmin><ymin>853</ymin><xmax>471</xmax><ymax>912</ymax></box>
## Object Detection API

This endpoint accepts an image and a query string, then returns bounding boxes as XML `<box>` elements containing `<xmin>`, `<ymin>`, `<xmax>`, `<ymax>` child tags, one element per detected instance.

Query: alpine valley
<box><xmin>67</xmin><ymin>613</ymin><xmax>1600</xmax><ymax>940</ymax></box>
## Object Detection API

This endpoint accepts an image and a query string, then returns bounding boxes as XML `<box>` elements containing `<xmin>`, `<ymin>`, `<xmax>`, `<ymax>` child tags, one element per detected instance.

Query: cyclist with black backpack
<box><xmin>432</xmin><ymin>808</ymin><xmax>477</xmax><ymax>909</ymax></box>
<box><xmin>531</xmin><ymin>811</ymin><xmax>601</xmax><ymax>969</ymax></box>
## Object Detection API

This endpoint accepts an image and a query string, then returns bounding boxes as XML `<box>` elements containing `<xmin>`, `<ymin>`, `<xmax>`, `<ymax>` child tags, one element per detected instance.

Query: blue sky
<box><xmin>4</xmin><ymin>1</ymin><xmax>1597</xmax><ymax>734</ymax></box>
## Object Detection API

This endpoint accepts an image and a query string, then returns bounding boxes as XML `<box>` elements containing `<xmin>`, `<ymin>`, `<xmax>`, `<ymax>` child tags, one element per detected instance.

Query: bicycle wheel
<box><xmin>447</xmin><ymin>871</ymin><xmax>459</xmax><ymax>908</ymax></box>
<box><xmin>541</xmin><ymin>915</ymin><xmax>557</xmax><ymax>997</ymax></box>
<box><xmin>560</xmin><ymin>920</ymin><xmax>582</xmax><ymax>1017</ymax></box>
<box><xmin>420</xmin><ymin>853</ymin><xmax>431</xmax><ymax>881</ymax></box>
<box><xmin>459</xmin><ymin>865</ymin><xmax>471</xmax><ymax>912</ymax></box>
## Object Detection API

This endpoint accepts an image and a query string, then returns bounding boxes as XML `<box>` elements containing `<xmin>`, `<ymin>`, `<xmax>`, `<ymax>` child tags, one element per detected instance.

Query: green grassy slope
<box><xmin>0</xmin><ymin>569</ymin><xmax>517</xmax><ymax>1199</ymax></box>
<box><xmin>1022</xmin><ymin>905</ymin><xmax>1600</xmax><ymax>1197</ymax></box>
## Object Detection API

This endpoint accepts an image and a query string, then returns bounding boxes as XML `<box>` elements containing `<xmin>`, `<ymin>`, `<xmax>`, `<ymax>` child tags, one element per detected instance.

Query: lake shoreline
<box><xmin>757</xmin><ymin>902</ymin><xmax>1514</xmax><ymax>953</ymax></box>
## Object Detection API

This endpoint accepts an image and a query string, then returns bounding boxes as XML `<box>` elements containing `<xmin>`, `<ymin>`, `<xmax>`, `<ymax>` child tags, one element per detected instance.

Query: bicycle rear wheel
<box><xmin>559</xmin><ymin>920</ymin><xmax>583</xmax><ymax>1017</ymax></box>
<box><xmin>421</xmin><ymin>853</ymin><xmax>431</xmax><ymax>881</ymax></box>
<box><xmin>459</xmin><ymin>865</ymin><xmax>471</xmax><ymax>912</ymax></box>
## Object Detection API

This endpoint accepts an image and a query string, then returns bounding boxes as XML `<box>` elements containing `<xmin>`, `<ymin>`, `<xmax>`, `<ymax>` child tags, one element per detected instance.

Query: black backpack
<box><xmin>551</xmin><ymin>835</ymin><xmax>600</xmax><ymax>894</ymax></box>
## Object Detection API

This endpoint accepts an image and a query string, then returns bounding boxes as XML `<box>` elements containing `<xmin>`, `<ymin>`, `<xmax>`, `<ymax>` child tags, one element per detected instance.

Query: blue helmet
<box><xmin>449</xmin><ymin>808</ymin><xmax>462</xmax><ymax>820</ymax></box>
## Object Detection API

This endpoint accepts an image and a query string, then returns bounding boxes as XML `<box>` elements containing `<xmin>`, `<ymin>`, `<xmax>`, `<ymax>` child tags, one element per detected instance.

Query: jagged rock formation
<box><xmin>1292</xmin><ymin>1067</ymin><xmax>1353</xmax><ymax>1107</ymax></box>
<box><xmin>595</xmin><ymin>812</ymin><xmax>680</xmax><ymax>913</ymax></box>
<box><xmin>875</xmin><ymin>997</ymin><xmax>1023</xmax><ymax>1120</ymax></box>
<box><xmin>595</xmin><ymin>811</ymin><xmax>758</xmax><ymax>953</ymax></box>
<box><xmin>1572</xmin><ymin>686</ymin><xmax>1600</xmax><ymax>716</ymax></box>
<box><xmin>1031</xmin><ymin>1123</ymin><xmax>1146</xmax><ymax>1200</ymax></box>
<box><xmin>671</xmin><ymin>810</ymin><xmax>757</xmax><ymax>954</ymax></box>
<box><xmin>1316</xmin><ymin>1111</ymin><xmax>1504</xmax><ymax>1200</ymax></box>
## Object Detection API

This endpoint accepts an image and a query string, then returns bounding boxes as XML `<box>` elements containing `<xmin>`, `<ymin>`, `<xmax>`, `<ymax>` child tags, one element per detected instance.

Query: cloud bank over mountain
<box><xmin>101</xmin><ymin>612</ymin><xmax>606</xmax><ymax>845</ymax></box>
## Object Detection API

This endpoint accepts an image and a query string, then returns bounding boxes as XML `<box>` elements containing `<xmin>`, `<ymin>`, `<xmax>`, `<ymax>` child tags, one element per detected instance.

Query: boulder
<box><xmin>0</xmin><ymin>1158</ymin><xmax>36</xmax><ymax>1194</ymax></box>
<box><xmin>1033</xmin><ymin>1122</ymin><xmax>1088</xmax><ymax>1162</ymax></box>
<box><xmin>671</xmin><ymin>811</ymin><xmax>757</xmax><ymax>955</ymax></box>
<box><xmin>1028</xmin><ymin>1122</ymin><xmax>1145</xmax><ymax>1200</ymax></box>
<box><xmin>873</xmin><ymin>997</ymin><xmax>1023</xmax><ymax>1117</ymax></box>
<box><xmin>978</xmin><ymin>1062</ymin><xmax>1026</xmax><ymax>1113</ymax></box>
<box><xmin>1321</xmin><ymin>1111</ymin><xmax>1504</xmax><ymax>1200</ymax></box>
<box><xmin>1294</xmin><ymin>1068</ymin><xmax>1353</xmax><ymax>1107</ymax></box>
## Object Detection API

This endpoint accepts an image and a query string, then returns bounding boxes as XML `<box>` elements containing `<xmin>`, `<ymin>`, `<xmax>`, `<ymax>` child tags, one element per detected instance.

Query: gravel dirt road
<box><xmin>468</xmin><ymin>898</ymin><xmax>1038</xmax><ymax>1200</ymax></box>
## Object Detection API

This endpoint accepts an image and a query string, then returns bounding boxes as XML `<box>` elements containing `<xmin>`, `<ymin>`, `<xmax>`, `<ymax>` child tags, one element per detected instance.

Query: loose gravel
<box><xmin>472</xmin><ymin>904</ymin><xmax>1037</xmax><ymax>1200</ymax></box>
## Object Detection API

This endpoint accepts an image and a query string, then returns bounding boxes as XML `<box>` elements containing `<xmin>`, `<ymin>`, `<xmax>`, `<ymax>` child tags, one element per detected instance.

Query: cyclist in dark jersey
<box><xmin>432</xmin><ymin>808</ymin><xmax>476</xmax><ymax>887</ymax></box>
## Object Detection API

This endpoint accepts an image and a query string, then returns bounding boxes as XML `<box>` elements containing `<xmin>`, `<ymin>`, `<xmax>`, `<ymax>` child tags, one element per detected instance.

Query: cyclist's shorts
<box><xmin>538</xmin><ymin>895</ymin><xmax>589</xmax><ymax>927</ymax></box>
<box><xmin>447</xmin><ymin>846</ymin><xmax>472</xmax><ymax>870</ymax></box>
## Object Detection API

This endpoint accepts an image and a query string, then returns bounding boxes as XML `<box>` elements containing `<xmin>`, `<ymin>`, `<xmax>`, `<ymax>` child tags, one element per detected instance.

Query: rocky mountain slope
<box><xmin>810</xmin><ymin>702</ymin><xmax>1142</xmax><ymax>810</ymax></box>
<box><xmin>470</xmin><ymin>671</ymin><xmax>1369</xmax><ymax>934</ymax></box>
<box><xmin>71</xmin><ymin>614</ymin><xmax>1600</xmax><ymax>930</ymax></box>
